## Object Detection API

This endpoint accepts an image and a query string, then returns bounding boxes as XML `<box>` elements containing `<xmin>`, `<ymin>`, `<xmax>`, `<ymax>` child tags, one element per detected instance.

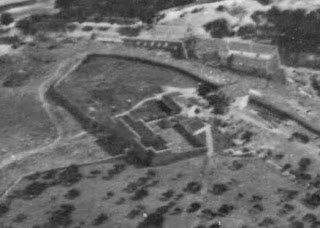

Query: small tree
<box><xmin>1</xmin><ymin>13</ymin><xmax>13</xmax><ymax>25</ymax></box>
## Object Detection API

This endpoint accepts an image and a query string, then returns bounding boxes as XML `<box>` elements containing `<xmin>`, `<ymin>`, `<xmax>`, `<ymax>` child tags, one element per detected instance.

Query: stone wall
<box><xmin>123</xmin><ymin>37</ymin><xmax>188</xmax><ymax>59</ymax></box>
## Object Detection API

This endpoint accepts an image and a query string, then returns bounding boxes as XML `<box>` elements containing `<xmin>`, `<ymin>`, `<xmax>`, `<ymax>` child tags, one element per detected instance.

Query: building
<box><xmin>194</xmin><ymin>37</ymin><xmax>285</xmax><ymax>84</ymax></box>
<box><xmin>113</xmin><ymin>95</ymin><xmax>207</xmax><ymax>165</ymax></box>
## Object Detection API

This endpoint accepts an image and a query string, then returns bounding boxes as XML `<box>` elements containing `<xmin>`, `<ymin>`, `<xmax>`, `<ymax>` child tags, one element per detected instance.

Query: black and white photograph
<box><xmin>0</xmin><ymin>0</ymin><xmax>320</xmax><ymax>227</ymax></box>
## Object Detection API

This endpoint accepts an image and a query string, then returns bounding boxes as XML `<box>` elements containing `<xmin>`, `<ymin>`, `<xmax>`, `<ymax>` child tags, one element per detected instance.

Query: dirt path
<box><xmin>0</xmin><ymin>55</ymin><xmax>86</xmax><ymax>171</ymax></box>
<box><xmin>192</xmin><ymin>123</ymin><xmax>217</xmax><ymax>227</ymax></box>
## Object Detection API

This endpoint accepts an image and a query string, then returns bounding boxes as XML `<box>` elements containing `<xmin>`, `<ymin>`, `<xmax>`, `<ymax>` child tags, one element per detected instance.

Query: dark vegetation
<box><xmin>117</xmin><ymin>26</ymin><xmax>143</xmax><ymax>37</ymax></box>
<box><xmin>64</xmin><ymin>188</ymin><xmax>81</xmax><ymax>200</ymax></box>
<box><xmin>55</xmin><ymin>0</ymin><xmax>195</xmax><ymax>24</ymax></box>
<box><xmin>289</xmin><ymin>132</ymin><xmax>310</xmax><ymax>144</ymax></box>
<box><xmin>2</xmin><ymin>71</ymin><xmax>30</xmax><ymax>88</ymax></box>
<box><xmin>211</xmin><ymin>183</ymin><xmax>228</xmax><ymax>195</ymax></box>
<box><xmin>0</xmin><ymin>12</ymin><xmax>13</xmax><ymax>26</ymax></box>
<box><xmin>0</xmin><ymin>203</ymin><xmax>9</xmax><ymax>218</ymax></box>
<box><xmin>310</xmin><ymin>75</ymin><xmax>320</xmax><ymax>96</ymax></box>
<box><xmin>92</xmin><ymin>213</ymin><xmax>108</xmax><ymax>226</ymax></box>
<box><xmin>16</xmin><ymin>14</ymin><xmax>67</xmax><ymax>35</ymax></box>
<box><xmin>137</xmin><ymin>212</ymin><xmax>164</xmax><ymax>228</ymax></box>
<box><xmin>183</xmin><ymin>181</ymin><xmax>201</xmax><ymax>194</ymax></box>
<box><xmin>8</xmin><ymin>165</ymin><xmax>83</xmax><ymax>200</ymax></box>
<box><xmin>47</xmin><ymin>204</ymin><xmax>75</xmax><ymax>227</ymax></box>
<box><xmin>249</xmin><ymin>7</ymin><xmax>320</xmax><ymax>55</ymax></box>
<box><xmin>302</xmin><ymin>190</ymin><xmax>320</xmax><ymax>209</ymax></box>
<box><xmin>203</xmin><ymin>19</ymin><xmax>234</xmax><ymax>38</ymax></box>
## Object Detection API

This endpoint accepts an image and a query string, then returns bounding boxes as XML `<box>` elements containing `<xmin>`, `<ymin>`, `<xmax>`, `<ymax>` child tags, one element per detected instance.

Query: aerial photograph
<box><xmin>1</xmin><ymin>0</ymin><xmax>320</xmax><ymax>227</ymax></box>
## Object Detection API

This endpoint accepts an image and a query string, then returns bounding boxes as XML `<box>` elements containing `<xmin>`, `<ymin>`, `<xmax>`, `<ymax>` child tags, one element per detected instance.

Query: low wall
<box><xmin>152</xmin><ymin>147</ymin><xmax>207</xmax><ymax>166</ymax></box>
<box><xmin>249</xmin><ymin>93</ymin><xmax>320</xmax><ymax>136</ymax></box>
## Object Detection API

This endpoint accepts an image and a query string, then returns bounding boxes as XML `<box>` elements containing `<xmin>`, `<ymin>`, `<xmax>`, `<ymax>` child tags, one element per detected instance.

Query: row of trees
<box><xmin>55</xmin><ymin>0</ymin><xmax>195</xmax><ymax>24</ymax></box>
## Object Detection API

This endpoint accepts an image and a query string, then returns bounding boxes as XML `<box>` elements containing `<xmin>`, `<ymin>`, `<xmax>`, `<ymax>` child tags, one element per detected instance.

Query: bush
<box><xmin>298</xmin><ymin>157</ymin><xmax>312</xmax><ymax>172</ymax></box>
<box><xmin>289</xmin><ymin>220</ymin><xmax>304</xmax><ymax>228</ymax></box>
<box><xmin>92</xmin><ymin>213</ymin><xmax>108</xmax><ymax>226</ymax></box>
<box><xmin>82</xmin><ymin>26</ymin><xmax>93</xmax><ymax>32</ymax></box>
<box><xmin>131</xmin><ymin>188</ymin><xmax>149</xmax><ymax>201</ymax></box>
<box><xmin>21</xmin><ymin>181</ymin><xmax>48</xmax><ymax>199</ymax></box>
<box><xmin>217</xmin><ymin>204</ymin><xmax>234</xmax><ymax>216</ymax></box>
<box><xmin>302</xmin><ymin>213</ymin><xmax>317</xmax><ymax>223</ymax></box>
<box><xmin>302</xmin><ymin>190</ymin><xmax>320</xmax><ymax>209</ymax></box>
<box><xmin>203</xmin><ymin>19</ymin><xmax>234</xmax><ymax>38</ymax></box>
<box><xmin>117</xmin><ymin>26</ymin><xmax>142</xmax><ymax>37</ymax></box>
<box><xmin>137</xmin><ymin>212</ymin><xmax>164</xmax><ymax>228</ymax></box>
<box><xmin>57</xmin><ymin>165</ymin><xmax>83</xmax><ymax>186</ymax></box>
<box><xmin>183</xmin><ymin>181</ymin><xmax>201</xmax><ymax>194</ymax></box>
<box><xmin>211</xmin><ymin>183</ymin><xmax>228</xmax><ymax>195</ymax></box>
<box><xmin>258</xmin><ymin>217</ymin><xmax>275</xmax><ymax>227</ymax></box>
<box><xmin>64</xmin><ymin>188</ymin><xmax>80</xmax><ymax>200</ymax></box>
<box><xmin>1</xmin><ymin>13</ymin><xmax>13</xmax><ymax>25</ymax></box>
<box><xmin>2</xmin><ymin>71</ymin><xmax>30</xmax><ymax>88</ymax></box>
<box><xmin>0</xmin><ymin>203</ymin><xmax>9</xmax><ymax>218</ymax></box>
<box><xmin>187</xmin><ymin>202</ymin><xmax>201</xmax><ymax>213</ymax></box>
<box><xmin>16</xmin><ymin>18</ymin><xmax>34</xmax><ymax>35</ymax></box>
<box><xmin>48</xmin><ymin>204</ymin><xmax>75</xmax><ymax>227</ymax></box>
<box><xmin>159</xmin><ymin>189</ymin><xmax>175</xmax><ymax>201</ymax></box>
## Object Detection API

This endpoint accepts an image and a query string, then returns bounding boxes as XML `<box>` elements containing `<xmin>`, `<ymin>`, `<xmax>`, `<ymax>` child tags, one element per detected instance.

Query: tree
<box><xmin>16</xmin><ymin>18</ymin><xmax>34</xmax><ymax>35</ymax></box>
<box><xmin>1</xmin><ymin>13</ymin><xmax>13</xmax><ymax>25</ymax></box>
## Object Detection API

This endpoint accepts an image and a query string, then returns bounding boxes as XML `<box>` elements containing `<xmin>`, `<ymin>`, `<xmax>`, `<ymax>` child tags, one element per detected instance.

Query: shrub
<box><xmin>57</xmin><ymin>165</ymin><xmax>82</xmax><ymax>186</ymax></box>
<box><xmin>22</xmin><ymin>181</ymin><xmax>48</xmax><ymax>199</ymax></box>
<box><xmin>82</xmin><ymin>26</ymin><xmax>93</xmax><ymax>32</ymax></box>
<box><xmin>203</xmin><ymin>19</ymin><xmax>234</xmax><ymax>38</ymax></box>
<box><xmin>2</xmin><ymin>71</ymin><xmax>30</xmax><ymax>88</ymax></box>
<box><xmin>229</xmin><ymin>160</ymin><xmax>243</xmax><ymax>171</ymax></box>
<box><xmin>277</xmin><ymin>188</ymin><xmax>299</xmax><ymax>202</ymax></box>
<box><xmin>258</xmin><ymin>217</ymin><xmax>275</xmax><ymax>227</ymax></box>
<box><xmin>187</xmin><ymin>202</ymin><xmax>201</xmax><ymax>213</ymax></box>
<box><xmin>137</xmin><ymin>212</ymin><xmax>164</xmax><ymax>228</ymax></box>
<box><xmin>126</xmin><ymin>207</ymin><xmax>143</xmax><ymax>219</ymax></box>
<box><xmin>298</xmin><ymin>157</ymin><xmax>312</xmax><ymax>172</ymax></box>
<box><xmin>117</xmin><ymin>26</ymin><xmax>142</xmax><ymax>37</ymax></box>
<box><xmin>48</xmin><ymin>204</ymin><xmax>75</xmax><ymax>227</ymax></box>
<box><xmin>159</xmin><ymin>189</ymin><xmax>175</xmax><ymax>201</ymax></box>
<box><xmin>211</xmin><ymin>183</ymin><xmax>228</xmax><ymax>195</ymax></box>
<box><xmin>289</xmin><ymin>220</ymin><xmax>304</xmax><ymax>228</ymax></box>
<box><xmin>16</xmin><ymin>18</ymin><xmax>34</xmax><ymax>34</ymax></box>
<box><xmin>183</xmin><ymin>181</ymin><xmax>201</xmax><ymax>194</ymax></box>
<box><xmin>92</xmin><ymin>213</ymin><xmax>108</xmax><ymax>226</ymax></box>
<box><xmin>302</xmin><ymin>213</ymin><xmax>317</xmax><ymax>224</ymax></box>
<box><xmin>0</xmin><ymin>203</ymin><xmax>9</xmax><ymax>218</ymax></box>
<box><xmin>302</xmin><ymin>190</ymin><xmax>320</xmax><ymax>209</ymax></box>
<box><xmin>131</xmin><ymin>188</ymin><xmax>149</xmax><ymax>201</ymax></box>
<box><xmin>217</xmin><ymin>204</ymin><xmax>234</xmax><ymax>216</ymax></box>
<box><xmin>1</xmin><ymin>13</ymin><xmax>13</xmax><ymax>25</ymax></box>
<box><xmin>64</xmin><ymin>188</ymin><xmax>80</xmax><ymax>200</ymax></box>
<box><xmin>200</xmin><ymin>208</ymin><xmax>217</xmax><ymax>220</ymax></box>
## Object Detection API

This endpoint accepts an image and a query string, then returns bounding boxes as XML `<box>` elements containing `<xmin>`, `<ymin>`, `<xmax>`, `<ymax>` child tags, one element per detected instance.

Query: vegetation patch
<box><xmin>2</xmin><ymin>71</ymin><xmax>30</xmax><ymax>87</ymax></box>
<box><xmin>117</xmin><ymin>26</ymin><xmax>143</xmax><ymax>37</ymax></box>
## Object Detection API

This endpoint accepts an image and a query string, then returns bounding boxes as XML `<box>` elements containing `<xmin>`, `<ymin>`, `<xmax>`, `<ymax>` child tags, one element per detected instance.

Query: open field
<box><xmin>0</xmin><ymin>92</ymin><xmax>56</xmax><ymax>154</ymax></box>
